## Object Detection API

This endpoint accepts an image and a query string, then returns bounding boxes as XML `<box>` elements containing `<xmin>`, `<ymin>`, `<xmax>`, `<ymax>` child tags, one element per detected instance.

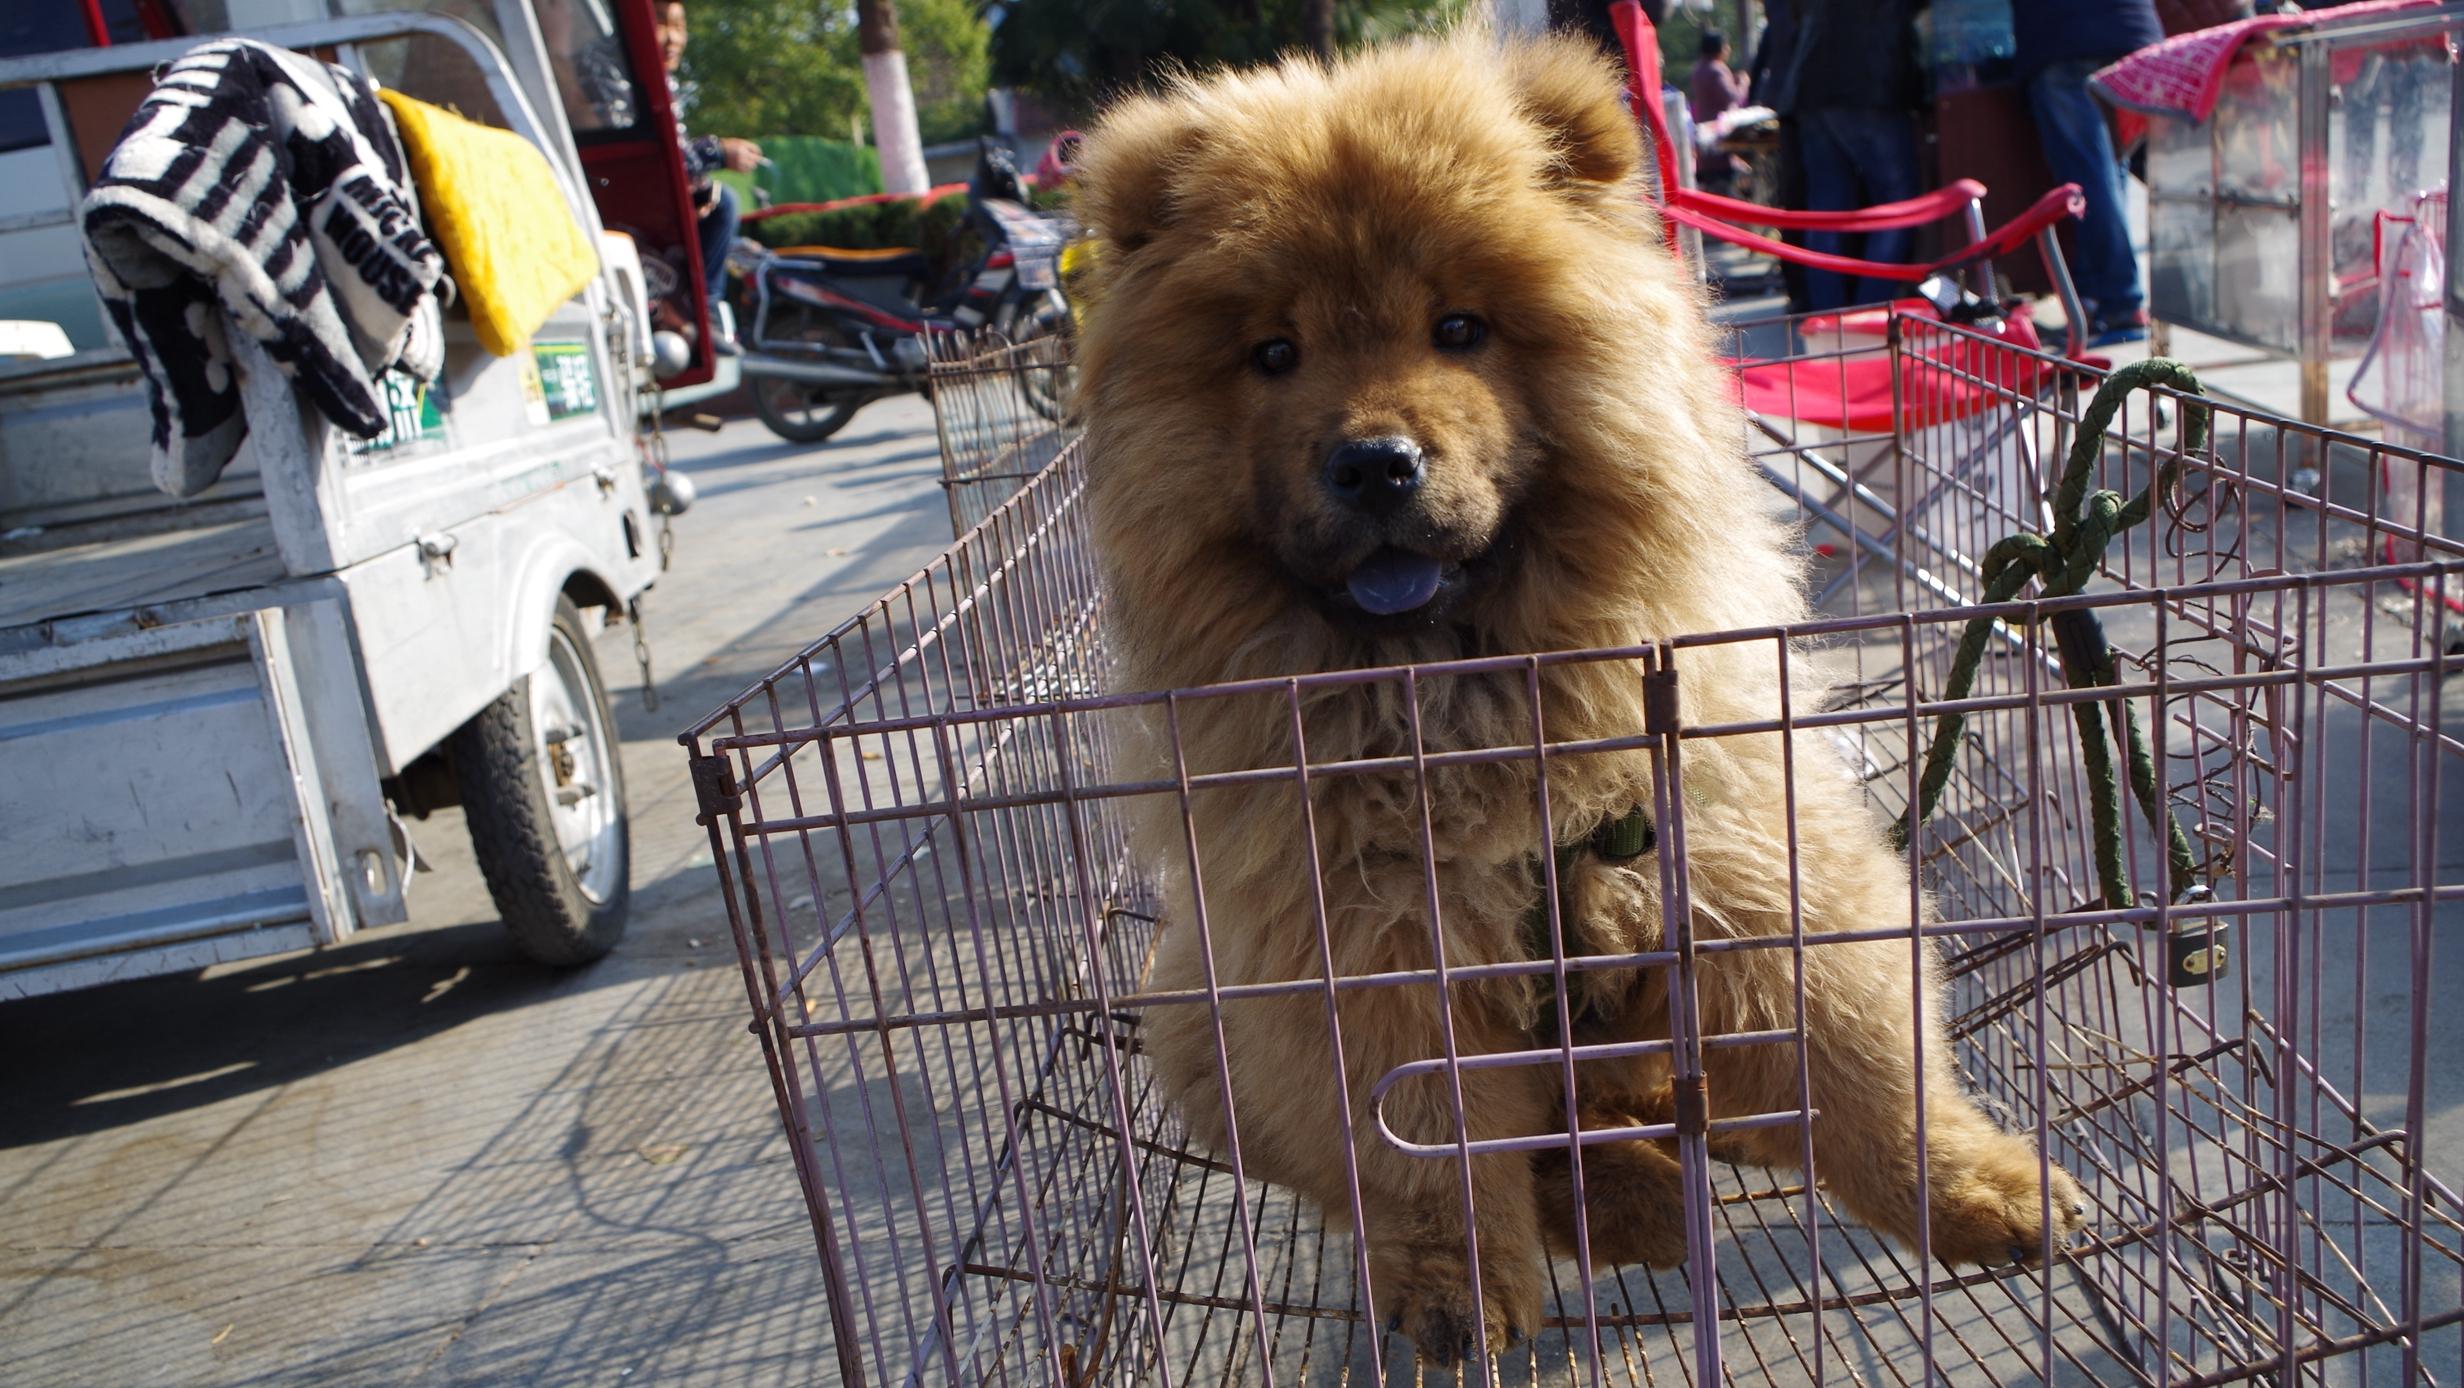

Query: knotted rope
<box><xmin>1891</xmin><ymin>359</ymin><xmax>2208</xmax><ymax>911</ymax></box>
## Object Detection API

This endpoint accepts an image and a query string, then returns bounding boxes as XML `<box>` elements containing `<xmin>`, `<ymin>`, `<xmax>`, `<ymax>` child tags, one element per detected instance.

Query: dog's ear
<box><xmin>1502</xmin><ymin>36</ymin><xmax>1645</xmax><ymax>198</ymax></box>
<box><xmin>1077</xmin><ymin>93</ymin><xmax>1209</xmax><ymax>254</ymax></box>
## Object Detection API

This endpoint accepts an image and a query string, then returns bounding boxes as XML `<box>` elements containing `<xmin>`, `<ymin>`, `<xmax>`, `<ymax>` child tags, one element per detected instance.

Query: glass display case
<box><xmin>2145</xmin><ymin>5</ymin><xmax>2458</xmax><ymax>421</ymax></box>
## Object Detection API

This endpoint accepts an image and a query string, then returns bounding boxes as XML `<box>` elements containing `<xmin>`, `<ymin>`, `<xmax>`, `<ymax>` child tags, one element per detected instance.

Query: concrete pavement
<box><xmin>0</xmin><ymin>397</ymin><xmax>956</xmax><ymax>1386</ymax></box>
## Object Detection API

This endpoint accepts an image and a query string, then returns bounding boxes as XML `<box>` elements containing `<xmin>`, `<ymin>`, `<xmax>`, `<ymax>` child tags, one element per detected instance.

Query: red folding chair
<box><xmin>1605</xmin><ymin>0</ymin><xmax>2091</xmax><ymax>357</ymax></box>
<box><xmin>1604</xmin><ymin>1</ymin><xmax>2104</xmax><ymax>610</ymax></box>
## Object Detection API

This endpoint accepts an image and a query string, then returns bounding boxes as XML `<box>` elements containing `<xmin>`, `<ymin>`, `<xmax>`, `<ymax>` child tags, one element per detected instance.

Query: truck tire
<box><xmin>450</xmin><ymin>597</ymin><xmax>630</xmax><ymax>965</ymax></box>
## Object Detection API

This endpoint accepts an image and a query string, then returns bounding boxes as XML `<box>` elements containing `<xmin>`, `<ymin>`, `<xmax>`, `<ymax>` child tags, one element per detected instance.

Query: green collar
<box><xmin>1522</xmin><ymin>805</ymin><xmax>1653</xmax><ymax>1030</ymax></box>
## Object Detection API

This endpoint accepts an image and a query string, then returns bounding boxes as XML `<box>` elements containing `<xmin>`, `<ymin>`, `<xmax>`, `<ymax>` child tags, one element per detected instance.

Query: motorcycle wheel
<box><xmin>752</xmin><ymin>377</ymin><xmax>866</xmax><ymax>443</ymax></box>
<box><xmin>996</xmin><ymin>290</ymin><xmax>1075</xmax><ymax>424</ymax></box>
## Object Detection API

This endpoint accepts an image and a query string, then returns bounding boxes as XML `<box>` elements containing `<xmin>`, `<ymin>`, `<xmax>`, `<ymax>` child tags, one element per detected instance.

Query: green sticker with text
<box><xmin>351</xmin><ymin>372</ymin><xmax>446</xmax><ymax>457</ymax></box>
<box><xmin>532</xmin><ymin>342</ymin><xmax>600</xmax><ymax>422</ymax></box>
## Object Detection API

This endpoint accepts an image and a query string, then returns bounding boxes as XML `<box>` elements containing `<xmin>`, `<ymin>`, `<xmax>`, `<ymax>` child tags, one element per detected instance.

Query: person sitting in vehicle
<box><xmin>656</xmin><ymin>0</ymin><xmax>760</xmax><ymax>344</ymax></box>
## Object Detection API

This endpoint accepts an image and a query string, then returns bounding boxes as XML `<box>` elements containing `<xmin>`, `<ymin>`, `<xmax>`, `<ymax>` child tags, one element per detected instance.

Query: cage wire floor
<box><xmin>892</xmin><ymin>785</ymin><xmax>2462</xmax><ymax>1387</ymax></box>
<box><xmin>717</xmin><ymin>340</ymin><xmax>2464</xmax><ymax>1386</ymax></box>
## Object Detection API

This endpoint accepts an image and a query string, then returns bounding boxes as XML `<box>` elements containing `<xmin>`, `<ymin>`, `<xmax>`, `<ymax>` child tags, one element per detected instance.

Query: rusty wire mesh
<box><xmin>683</xmin><ymin>308</ymin><xmax>2464</xmax><ymax>1386</ymax></box>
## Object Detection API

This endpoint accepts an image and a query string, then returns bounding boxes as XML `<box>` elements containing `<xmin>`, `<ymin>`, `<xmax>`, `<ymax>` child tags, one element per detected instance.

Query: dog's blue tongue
<box><xmin>1346</xmin><ymin>549</ymin><xmax>1444</xmax><ymax>616</ymax></box>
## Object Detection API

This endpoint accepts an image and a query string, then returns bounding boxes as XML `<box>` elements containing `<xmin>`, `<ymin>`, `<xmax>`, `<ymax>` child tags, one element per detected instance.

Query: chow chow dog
<box><xmin>1068</xmin><ymin>27</ymin><xmax>2085</xmax><ymax>1365</ymax></box>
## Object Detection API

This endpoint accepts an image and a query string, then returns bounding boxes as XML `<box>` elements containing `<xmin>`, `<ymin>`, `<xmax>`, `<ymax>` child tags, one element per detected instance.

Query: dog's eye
<box><xmin>1433</xmin><ymin>313</ymin><xmax>1486</xmax><ymax>351</ymax></box>
<box><xmin>1251</xmin><ymin>339</ymin><xmax>1298</xmax><ymax>376</ymax></box>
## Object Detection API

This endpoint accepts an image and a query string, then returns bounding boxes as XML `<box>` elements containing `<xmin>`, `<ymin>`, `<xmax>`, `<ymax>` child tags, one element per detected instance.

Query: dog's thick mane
<box><xmin>1077</xmin><ymin>28</ymin><xmax>1820</xmax><ymax>872</ymax></box>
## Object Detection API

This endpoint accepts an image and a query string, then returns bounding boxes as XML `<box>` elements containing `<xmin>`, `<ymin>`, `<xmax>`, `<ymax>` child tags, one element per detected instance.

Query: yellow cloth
<box><xmin>1058</xmin><ymin>240</ymin><xmax>1095</xmax><ymax>330</ymax></box>
<box><xmin>377</xmin><ymin>90</ymin><xmax>598</xmax><ymax>357</ymax></box>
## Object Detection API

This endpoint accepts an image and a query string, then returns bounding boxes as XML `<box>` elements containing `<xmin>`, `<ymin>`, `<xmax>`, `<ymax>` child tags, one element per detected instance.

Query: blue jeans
<box><xmin>2026</xmin><ymin>58</ymin><xmax>2141</xmax><ymax>319</ymax></box>
<box><xmin>1797</xmin><ymin>106</ymin><xmax>1921</xmax><ymax>312</ymax></box>
<box><xmin>696</xmin><ymin>181</ymin><xmax>739</xmax><ymax>307</ymax></box>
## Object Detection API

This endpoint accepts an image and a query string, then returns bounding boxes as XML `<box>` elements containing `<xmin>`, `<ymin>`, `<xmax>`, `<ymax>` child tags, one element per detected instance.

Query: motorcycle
<box><xmin>735</xmin><ymin>140</ymin><xmax>1073</xmax><ymax>443</ymax></box>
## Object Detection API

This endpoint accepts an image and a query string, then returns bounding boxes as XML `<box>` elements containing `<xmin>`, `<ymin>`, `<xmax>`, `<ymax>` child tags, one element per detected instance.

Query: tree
<box><xmin>990</xmin><ymin>0</ymin><xmax>1465</xmax><ymax>116</ymax></box>
<box><xmin>1303</xmin><ymin>0</ymin><xmax>1336</xmax><ymax>56</ymax></box>
<box><xmin>858</xmin><ymin>0</ymin><xmax>931</xmax><ymax>193</ymax></box>
<box><xmin>679</xmin><ymin>0</ymin><xmax>992</xmax><ymax>149</ymax></box>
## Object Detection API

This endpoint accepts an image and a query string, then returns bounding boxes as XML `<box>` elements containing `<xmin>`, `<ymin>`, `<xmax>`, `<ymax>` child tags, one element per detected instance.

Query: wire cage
<box><xmin>926</xmin><ymin>329</ymin><xmax>1077</xmax><ymax>539</ymax></box>
<box><xmin>681</xmin><ymin>306</ymin><xmax>2464</xmax><ymax>1387</ymax></box>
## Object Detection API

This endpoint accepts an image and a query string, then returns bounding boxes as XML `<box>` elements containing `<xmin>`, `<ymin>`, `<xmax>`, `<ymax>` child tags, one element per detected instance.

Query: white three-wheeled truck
<box><xmin>0</xmin><ymin>0</ymin><xmax>734</xmax><ymax>998</ymax></box>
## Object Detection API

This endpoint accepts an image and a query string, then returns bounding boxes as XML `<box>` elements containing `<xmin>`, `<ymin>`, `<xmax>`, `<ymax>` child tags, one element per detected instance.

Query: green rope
<box><xmin>1890</xmin><ymin>359</ymin><xmax>2209</xmax><ymax>911</ymax></box>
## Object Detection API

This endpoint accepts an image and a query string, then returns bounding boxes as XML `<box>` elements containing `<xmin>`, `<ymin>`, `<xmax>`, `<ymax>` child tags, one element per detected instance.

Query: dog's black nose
<box><xmin>1323</xmin><ymin>437</ymin><xmax>1425</xmax><ymax>513</ymax></box>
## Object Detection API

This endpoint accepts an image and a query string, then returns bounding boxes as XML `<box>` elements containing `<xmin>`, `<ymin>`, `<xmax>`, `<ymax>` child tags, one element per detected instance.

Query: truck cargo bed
<box><xmin>0</xmin><ymin>518</ymin><xmax>284</xmax><ymax>633</ymax></box>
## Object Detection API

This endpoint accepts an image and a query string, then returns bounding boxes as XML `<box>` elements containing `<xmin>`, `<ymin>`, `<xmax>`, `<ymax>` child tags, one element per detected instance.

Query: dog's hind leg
<box><xmin>1701</xmin><ymin>930</ymin><xmax>2087</xmax><ymax>1269</ymax></box>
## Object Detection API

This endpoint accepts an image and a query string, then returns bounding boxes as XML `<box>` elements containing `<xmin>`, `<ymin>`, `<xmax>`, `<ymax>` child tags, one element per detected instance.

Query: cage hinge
<box><xmin>689</xmin><ymin>753</ymin><xmax>741</xmax><ymax>825</ymax></box>
<box><xmin>1670</xmin><ymin>1073</ymin><xmax>1709</xmax><ymax>1138</ymax></box>
<box><xmin>1643</xmin><ymin>667</ymin><xmax>1682</xmax><ymax>736</ymax></box>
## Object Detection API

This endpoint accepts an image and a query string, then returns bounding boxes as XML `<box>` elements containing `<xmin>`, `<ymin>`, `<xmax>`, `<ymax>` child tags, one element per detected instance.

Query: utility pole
<box><xmin>856</xmin><ymin>0</ymin><xmax>930</xmax><ymax>195</ymax></box>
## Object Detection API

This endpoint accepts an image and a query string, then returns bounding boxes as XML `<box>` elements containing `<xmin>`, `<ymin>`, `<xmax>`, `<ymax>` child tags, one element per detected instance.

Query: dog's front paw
<box><xmin>1537</xmin><ymin>1138</ymin><xmax>1690</xmax><ymax>1269</ymax></box>
<box><xmin>1371</xmin><ymin>1242</ymin><xmax>1545</xmax><ymax>1368</ymax></box>
<box><xmin>1924</xmin><ymin>1135</ymin><xmax>2088</xmax><ymax>1268</ymax></box>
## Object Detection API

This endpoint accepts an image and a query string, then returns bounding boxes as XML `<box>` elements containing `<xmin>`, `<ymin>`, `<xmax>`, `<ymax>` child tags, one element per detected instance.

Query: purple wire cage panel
<box><xmin>927</xmin><ymin>329</ymin><xmax>1077</xmax><ymax>540</ymax></box>
<box><xmin>683</xmin><ymin>311</ymin><xmax>2464</xmax><ymax>1386</ymax></box>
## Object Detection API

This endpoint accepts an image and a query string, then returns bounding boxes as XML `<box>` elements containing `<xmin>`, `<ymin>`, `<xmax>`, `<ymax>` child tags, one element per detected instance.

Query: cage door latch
<box><xmin>689</xmin><ymin>753</ymin><xmax>741</xmax><ymax>825</ymax></box>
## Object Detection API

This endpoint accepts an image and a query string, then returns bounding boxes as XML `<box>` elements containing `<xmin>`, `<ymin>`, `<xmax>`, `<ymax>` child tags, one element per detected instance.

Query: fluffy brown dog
<box><xmin>1071</xmin><ymin>27</ymin><xmax>2085</xmax><ymax>1366</ymax></box>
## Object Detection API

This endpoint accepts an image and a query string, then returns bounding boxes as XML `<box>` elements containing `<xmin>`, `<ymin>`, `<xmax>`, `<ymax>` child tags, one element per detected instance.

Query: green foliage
<box><xmin>676</xmin><ymin>0</ymin><xmax>867</xmax><ymax>139</ymax></box>
<box><xmin>679</xmin><ymin>0</ymin><xmax>992</xmax><ymax>143</ymax></box>
<box><xmin>990</xmin><ymin>0</ymin><xmax>1467</xmax><ymax>115</ymax></box>
<box><xmin>713</xmin><ymin>136</ymin><xmax>884</xmax><ymax>205</ymax></box>
<box><xmin>901</xmin><ymin>0</ymin><xmax>995</xmax><ymax>144</ymax></box>
<box><xmin>1654</xmin><ymin>1</ymin><xmax>1760</xmax><ymax>76</ymax></box>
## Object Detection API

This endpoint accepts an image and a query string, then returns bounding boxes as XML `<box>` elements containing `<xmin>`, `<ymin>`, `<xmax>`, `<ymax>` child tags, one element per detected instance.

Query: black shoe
<box><xmin>2086</xmin><ymin>309</ymin><xmax>2148</xmax><ymax>349</ymax></box>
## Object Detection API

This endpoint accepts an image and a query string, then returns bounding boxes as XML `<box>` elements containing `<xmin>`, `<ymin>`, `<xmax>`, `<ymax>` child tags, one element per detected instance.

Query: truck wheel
<box><xmin>752</xmin><ymin>378</ymin><xmax>864</xmax><ymax>443</ymax></box>
<box><xmin>450</xmin><ymin>597</ymin><xmax>630</xmax><ymax>965</ymax></box>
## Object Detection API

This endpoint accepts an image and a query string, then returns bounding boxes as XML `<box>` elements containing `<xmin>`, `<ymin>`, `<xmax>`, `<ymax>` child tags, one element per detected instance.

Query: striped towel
<box><xmin>81</xmin><ymin>39</ymin><xmax>447</xmax><ymax>497</ymax></box>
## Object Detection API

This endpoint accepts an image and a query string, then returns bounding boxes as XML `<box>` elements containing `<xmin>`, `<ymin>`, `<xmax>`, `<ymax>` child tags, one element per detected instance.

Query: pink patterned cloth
<box><xmin>2091</xmin><ymin>0</ymin><xmax>2434</xmax><ymax>143</ymax></box>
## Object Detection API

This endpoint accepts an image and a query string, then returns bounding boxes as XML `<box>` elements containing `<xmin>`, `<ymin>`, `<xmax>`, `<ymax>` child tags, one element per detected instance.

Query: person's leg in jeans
<box><xmin>1797</xmin><ymin>108</ymin><xmax>1862</xmax><ymax>312</ymax></box>
<box><xmin>2026</xmin><ymin>56</ymin><xmax>2142</xmax><ymax>336</ymax></box>
<box><xmin>695</xmin><ymin>180</ymin><xmax>740</xmax><ymax>337</ymax></box>
<box><xmin>1828</xmin><ymin>107</ymin><xmax>1921</xmax><ymax>306</ymax></box>
<box><xmin>1799</xmin><ymin>107</ymin><xmax>1922</xmax><ymax>311</ymax></box>
<box><xmin>1775</xmin><ymin>117</ymin><xmax>1811</xmax><ymax>311</ymax></box>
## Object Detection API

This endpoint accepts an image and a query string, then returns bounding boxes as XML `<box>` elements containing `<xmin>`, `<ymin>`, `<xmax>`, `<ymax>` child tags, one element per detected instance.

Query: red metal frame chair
<box><xmin>1605</xmin><ymin>0</ymin><xmax>2091</xmax><ymax>355</ymax></box>
<box><xmin>1602</xmin><ymin>1</ymin><xmax>2109</xmax><ymax>607</ymax></box>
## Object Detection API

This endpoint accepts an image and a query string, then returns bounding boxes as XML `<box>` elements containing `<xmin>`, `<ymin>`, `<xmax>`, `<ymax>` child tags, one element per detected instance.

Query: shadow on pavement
<box><xmin>0</xmin><ymin>921</ymin><xmax>606</xmax><ymax>1149</ymax></box>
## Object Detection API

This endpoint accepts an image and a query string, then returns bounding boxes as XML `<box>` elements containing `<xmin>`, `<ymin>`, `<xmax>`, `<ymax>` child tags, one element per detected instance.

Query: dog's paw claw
<box><xmin>1920</xmin><ymin>1142</ymin><xmax>2089</xmax><ymax>1269</ymax></box>
<box><xmin>1373</xmin><ymin>1248</ymin><xmax>1544</xmax><ymax>1367</ymax></box>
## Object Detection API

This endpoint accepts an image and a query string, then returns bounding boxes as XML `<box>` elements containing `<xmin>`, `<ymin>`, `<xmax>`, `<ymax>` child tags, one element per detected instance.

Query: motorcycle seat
<box><xmin>773</xmin><ymin>245</ymin><xmax>936</xmax><ymax>280</ymax></box>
